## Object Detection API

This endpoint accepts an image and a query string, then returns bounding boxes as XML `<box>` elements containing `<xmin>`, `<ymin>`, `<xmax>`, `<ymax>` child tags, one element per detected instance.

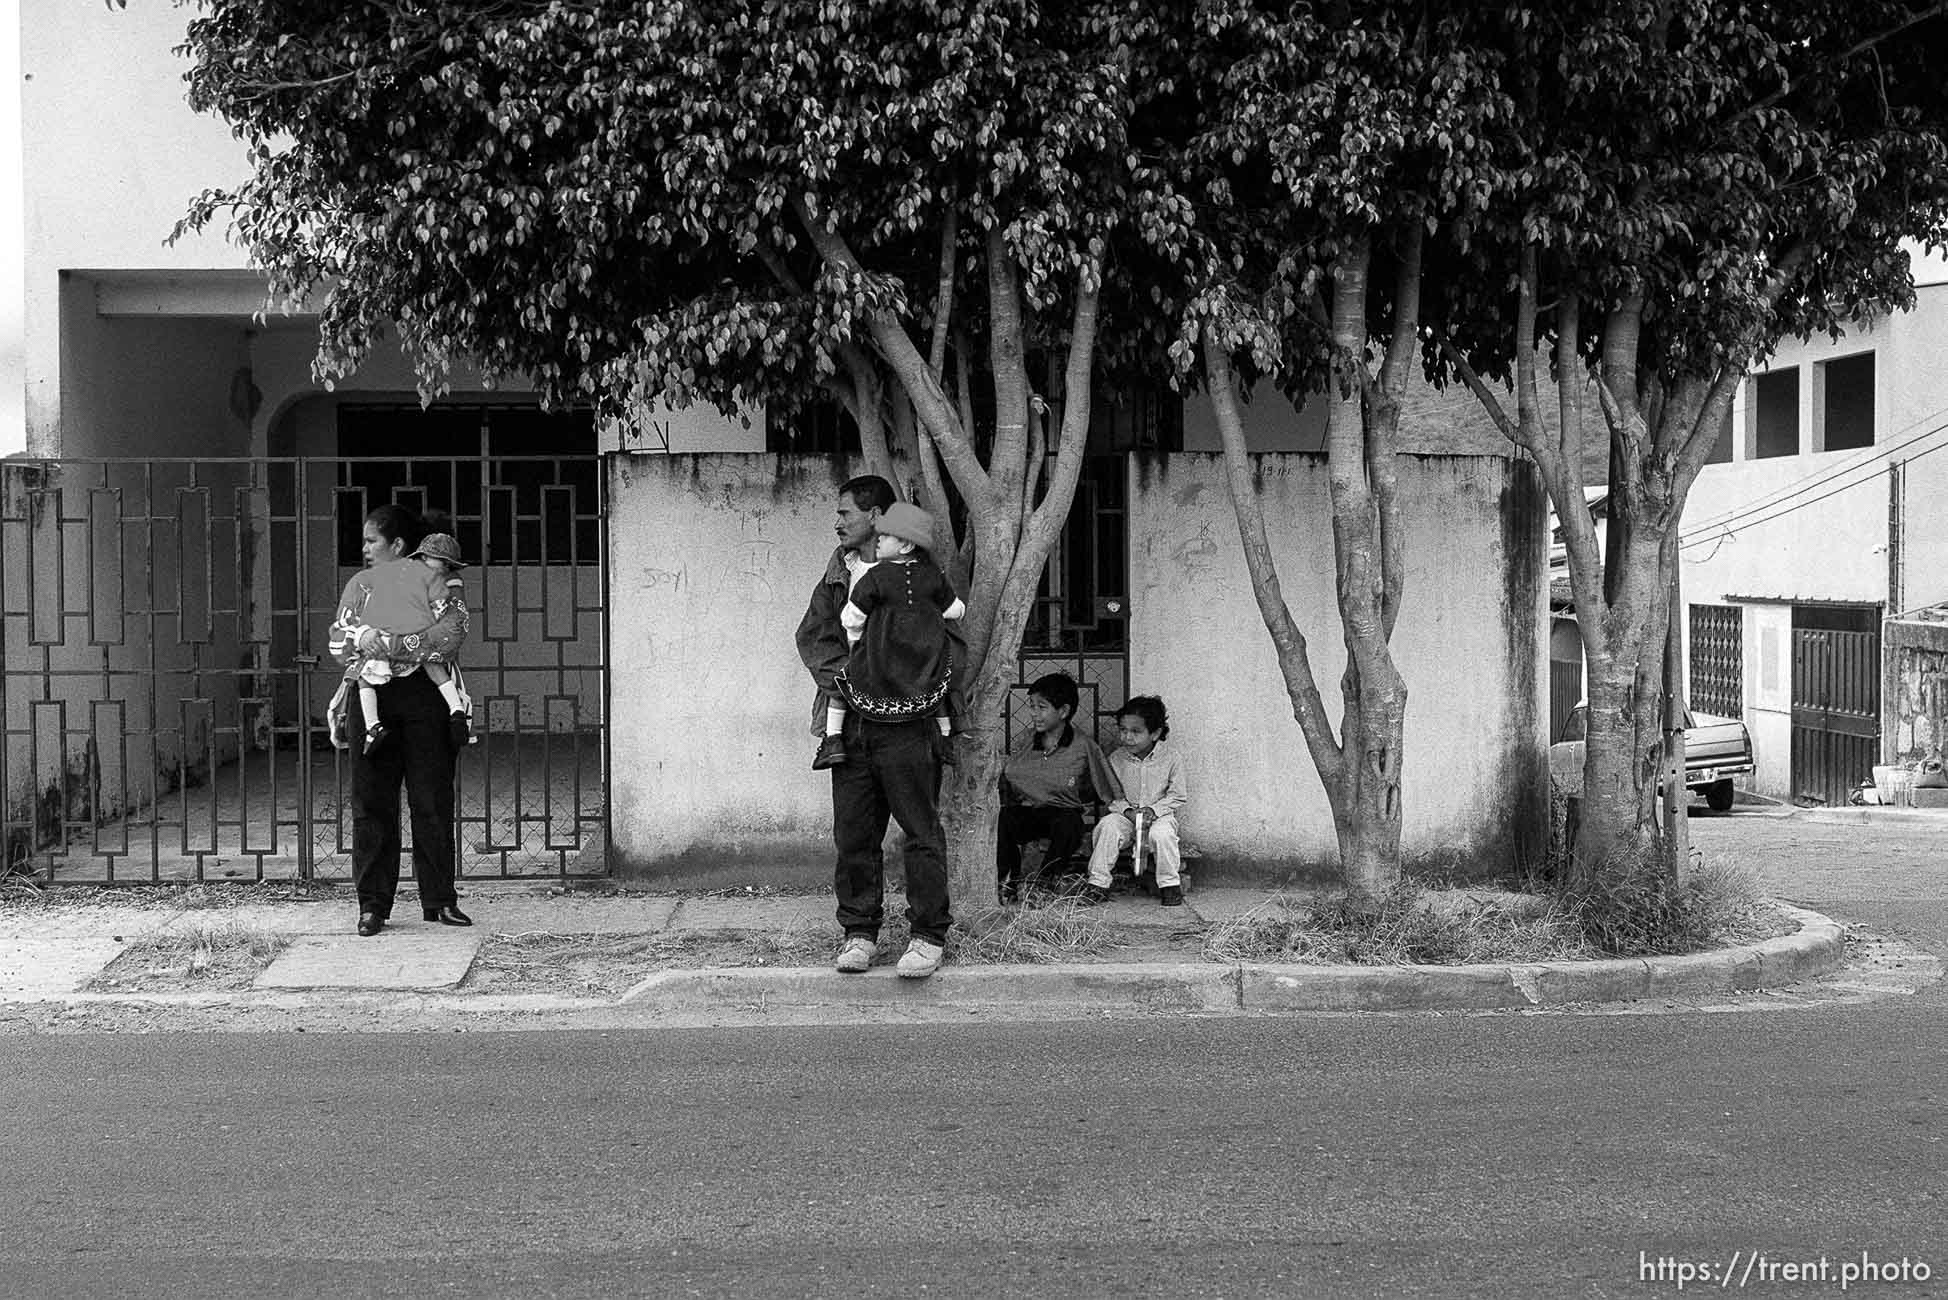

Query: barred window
<box><xmin>336</xmin><ymin>404</ymin><xmax>599</xmax><ymax>566</ymax></box>
<box><xmin>1690</xmin><ymin>604</ymin><xmax>1743</xmax><ymax>718</ymax></box>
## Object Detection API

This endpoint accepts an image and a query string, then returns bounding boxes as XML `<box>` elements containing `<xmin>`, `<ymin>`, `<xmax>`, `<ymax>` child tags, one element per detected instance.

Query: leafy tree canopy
<box><xmin>180</xmin><ymin>0</ymin><xmax>1173</xmax><ymax>423</ymax></box>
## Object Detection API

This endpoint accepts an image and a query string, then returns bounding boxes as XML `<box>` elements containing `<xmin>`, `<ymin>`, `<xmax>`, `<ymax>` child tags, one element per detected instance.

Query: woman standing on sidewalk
<box><xmin>327</xmin><ymin>504</ymin><xmax>473</xmax><ymax>937</ymax></box>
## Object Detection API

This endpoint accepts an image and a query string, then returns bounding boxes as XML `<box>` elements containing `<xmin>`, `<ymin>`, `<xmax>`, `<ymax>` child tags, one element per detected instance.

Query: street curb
<box><xmin>618</xmin><ymin>962</ymin><xmax>1244</xmax><ymax>1015</ymax></box>
<box><xmin>1239</xmin><ymin>904</ymin><xmax>1841</xmax><ymax>1011</ymax></box>
<box><xmin>615</xmin><ymin>905</ymin><xmax>1846</xmax><ymax>1016</ymax></box>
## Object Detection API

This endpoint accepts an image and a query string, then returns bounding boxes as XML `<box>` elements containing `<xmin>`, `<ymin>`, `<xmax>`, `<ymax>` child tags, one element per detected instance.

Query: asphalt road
<box><xmin>5</xmin><ymin>1003</ymin><xmax>1945</xmax><ymax>1300</ymax></box>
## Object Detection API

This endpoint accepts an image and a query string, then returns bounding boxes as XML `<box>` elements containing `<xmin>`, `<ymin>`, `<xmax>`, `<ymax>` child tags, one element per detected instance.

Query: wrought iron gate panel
<box><xmin>1689</xmin><ymin>604</ymin><xmax>1743</xmax><ymax>719</ymax></box>
<box><xmin>1790</xmin><ymin>619</ymin><xmax>1879</xmax><ymax>808</ymax></box>
<box><xmin>1006</xmin><ymin>456</ymin><xmax>1130</xmax><ymax>751</ymax></box>
<box><xmin>2</xmin><ymin>456</ymin><xmax>608</xmax><ymax>884</ymax></box>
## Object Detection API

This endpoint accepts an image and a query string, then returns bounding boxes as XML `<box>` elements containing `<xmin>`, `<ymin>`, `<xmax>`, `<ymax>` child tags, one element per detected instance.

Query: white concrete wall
<box><xmin>1127</xmin><ymin>453</ymin><xmax>1548</xmax><ymax>872</ymax></box>
<box><xmin>606</xmin><ymin>454</ymin><xmax>850</xmax><ymax>872</ymax></box>
<box><xmin>19</xmin><ymin>1</ymin><xmax>252</xmax><ymax>452</ymax></box>
<box><xmin>1744</xmin><ymin>602</ymin><xmax>1794</xmax><ymax>798</ymax></box>
<box><xmin>606</xmin><ymin>451</ymin><xmax>1549</xmax><ymax>880</ymax></box>
<box><xmin>1</xmin><ymin>0</ymin><xmax>24</xmax><ymax>457</ymax></box>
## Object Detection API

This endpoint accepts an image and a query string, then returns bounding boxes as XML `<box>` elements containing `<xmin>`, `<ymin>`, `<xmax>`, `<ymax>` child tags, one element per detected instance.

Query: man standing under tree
<box><xmin>795</xmin><ymin>476</ymin><xmax>952</xmax><ymax>979</ymax></box>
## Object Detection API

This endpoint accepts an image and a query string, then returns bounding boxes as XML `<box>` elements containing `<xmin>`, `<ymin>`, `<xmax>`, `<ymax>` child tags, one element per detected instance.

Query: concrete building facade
<box><xmin>1679</xmin><ymin>279</ymin><xmax>1948</xmax><ymax>805</ymax></box>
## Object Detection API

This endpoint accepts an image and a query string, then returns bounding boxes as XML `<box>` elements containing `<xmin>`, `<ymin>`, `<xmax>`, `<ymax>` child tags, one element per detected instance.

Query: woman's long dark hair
<box><xmin>365</xmin><ymin>505</ymin><xmax>455</xmax><ymax>554</ymax></box>
<box><xmin>366</xmin><ymin>503</ymin><xmax>425</xmax><ymax>553</ymax></box>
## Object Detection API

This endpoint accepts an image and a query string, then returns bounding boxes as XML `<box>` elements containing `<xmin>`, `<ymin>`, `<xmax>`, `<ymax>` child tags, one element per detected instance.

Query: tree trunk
<box><xmin>1570</xmin><ymin>536</ymin><xmax>1670</xmax><ymax>888</ymax></box>
<box><xmin>1196</xmin><ymin>233</ymin><xmax>1413</xmax><ymax>904</ymax></box>
<box><xmin>1571</xmin><ymin>667</ymin><xmax>1651</xmax><ymax>889</ymax></box>
<box><xmin>1332</xmin><ymin>692</ymin><xmax>1406</xmax><ymax>897</ymax></box>
<box><xmin>938</xmin><ymin>657</ymin><xmax>1016</xmax><ymax>912</ymax></box>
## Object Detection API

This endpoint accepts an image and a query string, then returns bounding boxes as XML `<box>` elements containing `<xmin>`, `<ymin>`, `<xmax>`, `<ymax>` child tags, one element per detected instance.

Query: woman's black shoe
<box><xmin>424</xmin><ymin>905</ymin><xmax>473</xmax><ymax>927</ymax></box>
<box><xmin>356</xmin><ymin>911</ymin><xmax>384</xmax><ymax>937</ymax></box>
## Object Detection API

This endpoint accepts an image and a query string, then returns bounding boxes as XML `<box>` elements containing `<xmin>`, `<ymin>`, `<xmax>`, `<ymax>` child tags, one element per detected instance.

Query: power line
<box><xmin>1680</xmin><ymin>431</ymin><xmax>1948</xmax><ymax>549</ymax></box>
<box><xmin>1678</xmin><ymin>403</ymin><xmax>1948</xmax><ymax>541</ymax></box>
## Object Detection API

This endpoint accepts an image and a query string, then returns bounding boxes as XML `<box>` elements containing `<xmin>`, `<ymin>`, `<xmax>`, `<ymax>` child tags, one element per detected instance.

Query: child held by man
<box><xmin>813</xmin><ymin>501</ymin><xmax>964</xmax><ymax>769</ymax></box>
<box><xmin>1082</xmin><ymin>695</ymin><xmax>1190</xmax><ymax>906</ymax></box>
<box><xmin>330</xmin><ymin>532</ymin><xmax>474</xmax><ymax>755</ymax></box>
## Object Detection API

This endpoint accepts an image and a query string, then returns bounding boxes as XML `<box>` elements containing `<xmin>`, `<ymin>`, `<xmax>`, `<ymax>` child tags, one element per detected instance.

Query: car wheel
<box><xmin>1705</xmin><ymin>779</ymin><xmax>1735</xmax><ymax>812</ymax></box>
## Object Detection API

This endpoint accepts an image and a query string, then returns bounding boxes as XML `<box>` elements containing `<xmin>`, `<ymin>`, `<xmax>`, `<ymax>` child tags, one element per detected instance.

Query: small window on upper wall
<box><xmin>1753</xmin><ymin>368</ymin><xmax>1799</xmax><ymax>458</ymax></box>
<box><xmin>1820</xmin><ymin>352</ymin><xmax>1875</xmax><ymax>452</ymax></box>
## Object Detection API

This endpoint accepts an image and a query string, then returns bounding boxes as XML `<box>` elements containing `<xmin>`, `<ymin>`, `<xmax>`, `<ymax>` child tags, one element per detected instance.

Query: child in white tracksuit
<box><xmin>1084</xmin><ymin>695</ymin><xmax>1191</xmax><ymax>906</ymax></box>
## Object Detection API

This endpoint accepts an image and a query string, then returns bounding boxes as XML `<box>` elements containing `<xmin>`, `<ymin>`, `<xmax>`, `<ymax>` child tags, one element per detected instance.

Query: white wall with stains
<box><xmin>1126</xmin><ymin>453</ymin><xmax>1549</xmax><ymax>874</ymax></box>
<box><xmin>606</xmin><ymin>451</ymin><xmax>1549</xmax><ymax>882</ymax></box>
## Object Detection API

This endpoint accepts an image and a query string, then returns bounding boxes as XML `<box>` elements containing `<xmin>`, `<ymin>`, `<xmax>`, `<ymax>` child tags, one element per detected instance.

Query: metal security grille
<box><xmin>1</xmin><ymin>457</ymin><xmax>607</xmax><ymax>884</ymax></box>
<box><xmin>1790</xmin><ymin>607</ymin><xmax>1879</xmax><ymax>807</ymax></box>
<box><xmin>1007</xmin><ymin>456</ymin><xmax>1130</xmax><ymax>751</ymax></box>
<box><xmin>1689</xmin><ymin>604</ymin><xmax>1743</xmax><ymax>719</ymax></box>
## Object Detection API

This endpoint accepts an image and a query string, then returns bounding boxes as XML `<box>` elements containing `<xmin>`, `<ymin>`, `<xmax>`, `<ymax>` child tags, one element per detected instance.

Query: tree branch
<box><xmin>790</xmin><ymin>195</ymin><xmax>995</xmax><ymax>506</ymax></box>
<box><xmin>1203</xmin><ymin>324</ymin><xmax>1343</xmax><ymax>781</ymax></box>
<box><xmin>928</xmin><ymin>209</ymin><xmax>958</xmax><ymax>379</ymax></box>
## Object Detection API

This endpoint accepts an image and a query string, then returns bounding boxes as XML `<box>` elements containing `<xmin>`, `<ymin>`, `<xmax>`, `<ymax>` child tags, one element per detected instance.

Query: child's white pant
<box><xmin>1086</xmin><ymin>814</ymin><xmax>1181</xmax><ymax>888</ymax></box>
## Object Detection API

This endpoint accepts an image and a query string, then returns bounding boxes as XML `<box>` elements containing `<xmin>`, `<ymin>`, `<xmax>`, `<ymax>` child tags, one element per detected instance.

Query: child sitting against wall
<box><xmin>997</xmin><ymin>672</ymin><xmax>1122</xmax><ymax>902</ymax></box>
<box><xmin>814</xmin><ymin>501</ymin><xmax>965</xmax><ymax>769</ymax></box>
<box><xmin>329</xmin><ymin>532</ymin><xmax>474</xmax><ymax>754</ymax></box>
<box><xmin>1082</xmin><ymin>695</ymin><xmax>1189</xmax><ymax>906</ymax></box>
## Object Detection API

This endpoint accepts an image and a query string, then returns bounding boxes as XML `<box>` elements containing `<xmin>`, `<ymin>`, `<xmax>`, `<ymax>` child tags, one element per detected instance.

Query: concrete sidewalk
<box><xmin>0</xmin><ymin>878</ymin><xmax>1854</xmax><ymax>1021</ymax></box>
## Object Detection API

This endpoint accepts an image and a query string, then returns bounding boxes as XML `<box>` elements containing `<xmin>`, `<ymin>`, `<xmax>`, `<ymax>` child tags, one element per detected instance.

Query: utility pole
<box><xmin>1662</xmin><ymin>554</ymin><xmax>1689</xmax><ymax>879</ymax></box>
<box><xmin>1889</xmin><ymin>460</ymin><xmax>1905</xmax><ymax>616</ymax></box>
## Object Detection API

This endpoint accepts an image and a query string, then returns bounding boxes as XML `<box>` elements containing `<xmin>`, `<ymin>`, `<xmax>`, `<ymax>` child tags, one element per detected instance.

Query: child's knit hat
<box><xmin>411</xmin><ymin>533</ymin><xmax>468</xmax><ymax>568</ymax></box>
<box><xmin>875</xmin><ymin>502</ymin><xmax>936</xmax><ymax>553</ymax></box>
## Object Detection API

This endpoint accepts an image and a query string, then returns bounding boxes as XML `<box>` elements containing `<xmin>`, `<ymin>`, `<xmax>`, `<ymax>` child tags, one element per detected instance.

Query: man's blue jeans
<box><xmin>831</xmin><ymin>716</ymin><xmax>951</xmax><ymax>945</ymax></box>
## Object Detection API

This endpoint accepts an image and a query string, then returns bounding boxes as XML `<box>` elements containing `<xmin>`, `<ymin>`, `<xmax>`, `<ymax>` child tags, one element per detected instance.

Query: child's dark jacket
<box><xmin>839</xmin><ymin>556</ymin><xmax>960</xmax><ymax>720</ymax></box>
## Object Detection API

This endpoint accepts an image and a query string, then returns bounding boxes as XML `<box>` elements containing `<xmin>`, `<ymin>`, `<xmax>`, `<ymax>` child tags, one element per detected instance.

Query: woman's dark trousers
<box><xmin>832</xmin><ymin>716</ymin><xmax>951</xmax><ymax>945</ymax></box>
<box><xmin>351</xmin><ymin>671</ymin><xmax>460</xmax><ymax>918</ymax></box>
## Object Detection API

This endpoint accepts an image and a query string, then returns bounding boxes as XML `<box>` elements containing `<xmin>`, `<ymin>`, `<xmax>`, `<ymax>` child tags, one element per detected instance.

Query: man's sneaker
<box><xmin>834</xmin><ymin>935</ymin><xmax>877</xmax><ymax>973</ymax></box>
<box><xmin>1159</xmin><ymin>885</ymin><xmax>1184</xmax><ymax>907</ymax></box>
<box><xmin>811</xmin><ymin>735</ymin><xmax>848</xmax><ymax>770</ymax></box>
<box><xmin>896</xmin><ymin>938</ymin><xmax>944</xmax><ymax>979</ymax></box>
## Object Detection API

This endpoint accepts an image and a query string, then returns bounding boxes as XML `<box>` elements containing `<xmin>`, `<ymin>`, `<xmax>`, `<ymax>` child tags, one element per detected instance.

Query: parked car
<box><xmin>1550</xmin><ymin>704</ymin><xmax>1755</xmax><ymax>812</ymax></box>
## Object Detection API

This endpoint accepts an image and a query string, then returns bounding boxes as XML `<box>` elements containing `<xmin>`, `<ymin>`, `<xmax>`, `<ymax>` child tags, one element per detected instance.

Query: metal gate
<box><xmin>1006</xmin><ymin>455</ymin><xmax>1131</xmax><ymax>749</ymax></box>
<box><xmin>1790</xmin><ymin>607</ymin><xmax>1879</xmax><ymax>807</ymax></box>
<box><xmin>1</xmin><ymin>456</ymin><xmax>608</xmax><ymax>883</ymax></box>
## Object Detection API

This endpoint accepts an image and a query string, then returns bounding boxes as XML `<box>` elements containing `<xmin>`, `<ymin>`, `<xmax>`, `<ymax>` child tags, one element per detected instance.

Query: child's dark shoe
<box><xmin>812</xmin><ymin>736</ymin><xmax>848</xmax><ymax>770</ymax></box>
<box><xmin>1077</xmin><ymin>884</ymin><xmax>1111</xmax><ymax>907</ymax></box>
<box><xmin>1159</xmin><ymin>885</ymin><xmax>1184</xmax><ymax>907</ymax></box>
<box><xmin>360</xmin><ymin>721</ymin><xmax>388</xmax><ymax>756</ymax></box>
<box><xmin>932</xmin><ymin>731</ymin><xmax>958</xmax><ymax>767</ymax></box>
<box><xmin>446</xmin><ymin>710</ymin><xmax>471</xmax><ymax>750</ymax></box>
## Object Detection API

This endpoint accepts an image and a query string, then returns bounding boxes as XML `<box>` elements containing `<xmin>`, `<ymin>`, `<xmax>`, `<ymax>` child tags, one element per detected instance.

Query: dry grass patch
<box><xmin>0</xmin><ymin>880</ymin><xmax>341</xmax><ymax>916</ymax></box>
<box><xmin>1203</xmin><ymin>862</ymin><xmax>1788</xmax><ymax>966</ymax></box>
<box><xmin>951</xmin><ymin>898</ymin><xmax>1124</xmax><ymax>964</ymax></box>
<box><xmin>1203</xmin><ymin>887</ymin><xmax>1593</xmax><ymax>966</ymax></box>
<box><xmin>1568</xmin><ymin>855</ymin><xmax>1790</xmax><ymax>956</ymax></box>
<box><xmin>88</xmin><ymin>921</ymin><xmax>290</xmax><ymax>991</ymax></box>
<box><xmin>469</xmin><ymin>898</ymin><xmax>1132</xmax><ymax>993</ymax></box>
<box><xmin>472</xmin><ymin>920</ymin><xmax>838</xmax><ymax>995</ymax></box>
